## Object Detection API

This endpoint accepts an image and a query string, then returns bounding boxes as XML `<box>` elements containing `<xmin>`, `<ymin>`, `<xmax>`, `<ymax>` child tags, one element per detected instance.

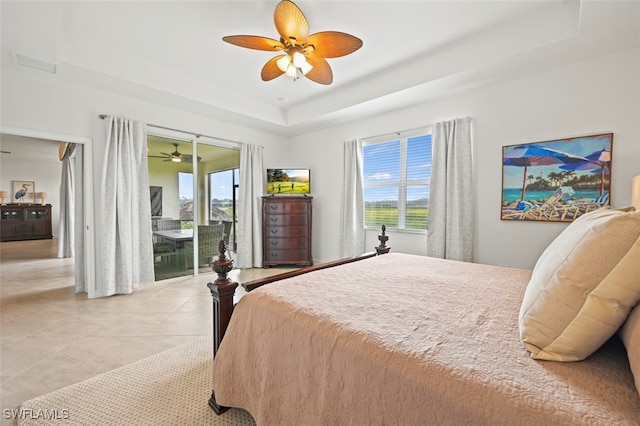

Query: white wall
<box><xmin>291</xmin><ymin>47</ymin><xmax>640</xmax><ymax>269</ymax></box>
<box><xmin>1</xmin><ymin>66</ymin><xmax>291</xmax><ymax>290</ymax></box>
<box><xmin>0</xmin><ymin>157</ymin><xmax>61</xmax><ymax>237</ymax></box>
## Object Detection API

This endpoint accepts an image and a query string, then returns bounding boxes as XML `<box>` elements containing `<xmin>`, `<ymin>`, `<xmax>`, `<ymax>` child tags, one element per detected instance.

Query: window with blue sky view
<box><xmin>363</xmin><ymin>132</ymin><xmax>431</xmax><ymax>230</ymax></box>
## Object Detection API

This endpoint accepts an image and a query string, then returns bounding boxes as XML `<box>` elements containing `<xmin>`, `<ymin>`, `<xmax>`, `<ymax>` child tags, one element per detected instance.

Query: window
<box><xmin>178</xmin><ymin>172</ymin><xmax>193</xmax><ymax>228</ymax></box>
<box><xmin>208</xmin><ymin>168</ymin><xmax>239</xmax><ymax>250</ymax></box>
<box><xmin>363</xmin><ymin>131</ymin><xmax>432</xmax><ymax>231</ymax></box>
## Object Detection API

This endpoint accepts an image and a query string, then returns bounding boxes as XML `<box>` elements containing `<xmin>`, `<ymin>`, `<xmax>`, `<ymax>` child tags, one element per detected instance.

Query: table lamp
<box><xmin>37</xmin><ymin>192</ymin><xmax>47</xmax><ymax>206</ymax></box>
<box><xmin>0</xmin><ymin>190</ymin><xmax>7</xmax><ymax>206</ymax></box>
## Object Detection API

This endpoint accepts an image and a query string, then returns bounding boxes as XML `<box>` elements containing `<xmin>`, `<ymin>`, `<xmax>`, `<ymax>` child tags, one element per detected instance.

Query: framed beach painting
<box><xmin>501</xmin><ymin>133</ymin><xmax>613</xmax><ymax>222</ymax></box>
<box><xmin>11</xmin><ymin>180</ymin><xmax>36</xmax><ymax>203</ymax></box>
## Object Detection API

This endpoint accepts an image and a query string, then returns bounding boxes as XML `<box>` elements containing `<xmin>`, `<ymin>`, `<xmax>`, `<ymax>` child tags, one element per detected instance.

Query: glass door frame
<box><xmin>148</xmin><ymin>131</ymin><xmax>240</xmax><ymax>279</ymax></box>
<box><xmin>190</xmin><ymin>138</ymin><xmax>240</xmax><ymax>276</ymax></box>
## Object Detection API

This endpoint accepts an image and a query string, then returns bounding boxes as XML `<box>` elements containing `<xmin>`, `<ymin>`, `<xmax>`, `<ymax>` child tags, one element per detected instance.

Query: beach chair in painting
<box><xmin>560</xmin><ymin>192</ymin><xmax>610</xmax><ymax>219</ymax></box>
<box><xmin>502</xmin><ymin>200</ymin><xmax>534</xmax><ymax>220</ymax></box>
<box><xmin>524</xmin><ymin>186</ymin><xmax>576</xmax><ymax>220</ymax></box>
<box><xmin>585</xmin><ymin>192</ymin><xmax>610</xmax><ymax>212</ymax></box>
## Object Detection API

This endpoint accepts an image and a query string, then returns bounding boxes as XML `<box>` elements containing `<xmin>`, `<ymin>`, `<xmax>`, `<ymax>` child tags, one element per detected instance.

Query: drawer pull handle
<box><xmin>270</xmin><ymin>205</ymin><xmax>277</xmax><ymax>210</ymax></box>
<box><xmin>270</xmin><ymin>229</ymin><xmax>278</xmax><ymax>234</ymax></box>
<box><xmin>270</xmin><ymin>218</ymin><xmax>278</xmax><ymax>222</ymax></box>
<box><xmin>270</xmin><ymin>241</ymin><xmax>278</xmax><ymax>245</ymax></box>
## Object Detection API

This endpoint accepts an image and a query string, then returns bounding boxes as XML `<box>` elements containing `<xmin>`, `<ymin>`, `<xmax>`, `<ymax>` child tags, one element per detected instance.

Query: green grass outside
<box><xmin>266</xmin><ymin>181</ymin><xmax>310</xmax><ymax>194</ymax></box>
<box><xmin>365</xmin><ymin>207</ymin><xmax>428</xmax><ymax>230</ymax></box>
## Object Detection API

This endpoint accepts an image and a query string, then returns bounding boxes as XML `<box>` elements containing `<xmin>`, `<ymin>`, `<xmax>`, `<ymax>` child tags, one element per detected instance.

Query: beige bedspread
<box><xmin>212</xmin><ymin>253</ymin><xmax>640</xmax><ymax>425</ymax></box>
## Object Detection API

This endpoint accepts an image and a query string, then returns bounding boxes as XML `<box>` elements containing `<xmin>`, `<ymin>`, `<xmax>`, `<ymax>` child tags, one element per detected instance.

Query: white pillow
<box><xmin>620</xmin><ymin>301</ymin><xmax>640</xmax><ymax>396</ymax></box>
<box><xmin>519</xmin><ymin>208</ymin><xmax>640</xmax><ymax>361</ymax></box>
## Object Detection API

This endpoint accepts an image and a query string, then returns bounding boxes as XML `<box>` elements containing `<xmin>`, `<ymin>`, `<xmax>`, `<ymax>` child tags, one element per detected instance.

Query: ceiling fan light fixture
<box><xmin>298</xmin><ymin>57</ymin><xmax>313</xmax><ymax>75</ymax></box>
<box><xmin>171</xmin><ymin>155</ymin><xmax>182</xmax><ymax>163</ymax></box>
<box><xmin>292</xmin><ymin>51</ymin><xmax>307</xmax><ymax>67</ymax></box>
<box><xmin>276</xmin><ymin>54</ymin><xmax>291</xmax><ymax>72</ymax></box>
<box><xmin>285</xmin><ymin>63</ymin><xmax>300</xmax><ymax>78</ymax></box>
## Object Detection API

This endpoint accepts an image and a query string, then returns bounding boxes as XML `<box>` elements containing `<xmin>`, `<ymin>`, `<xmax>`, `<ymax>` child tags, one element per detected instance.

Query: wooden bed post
<box><xmin>207</xmin><ymin>240</ymin><xmax>237</xmax><ymax>415</ymax></box>
<box><xmin>375</xmin><ymin>224</ymin><xmax>391</xmax><ymax>255</ymax></box>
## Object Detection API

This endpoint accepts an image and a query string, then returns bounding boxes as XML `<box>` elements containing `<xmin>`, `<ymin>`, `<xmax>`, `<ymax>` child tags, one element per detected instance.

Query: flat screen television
<box><xmin>266</xmin><ymin>168</ymin><xmax>310</xmax><ymax>195</ymax></box>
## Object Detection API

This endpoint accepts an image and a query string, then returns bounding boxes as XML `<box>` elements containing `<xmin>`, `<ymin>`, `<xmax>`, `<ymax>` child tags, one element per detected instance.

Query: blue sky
<box><xmin>179</xmin><ymin>169</ymin><xmax>236</xmax><ymax>201</ymax></box>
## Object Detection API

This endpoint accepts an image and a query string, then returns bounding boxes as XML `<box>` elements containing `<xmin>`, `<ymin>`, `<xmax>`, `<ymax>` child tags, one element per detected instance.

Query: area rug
<box><xmin>18</xmin><ymin>337</ymin><xmax>255</xmax><ymax>425</ymax></box>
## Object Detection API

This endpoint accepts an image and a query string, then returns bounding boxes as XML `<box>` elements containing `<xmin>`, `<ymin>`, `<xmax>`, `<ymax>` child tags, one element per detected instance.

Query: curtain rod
<box><xmin>361</xmin><ymin>124</ymin><xmax>431</xmax><ymax>143</ymax></box>
<box><xmin>98</xmin><ymin>114</ymin><xmax>242</xmax><ymax>145</ymax></box>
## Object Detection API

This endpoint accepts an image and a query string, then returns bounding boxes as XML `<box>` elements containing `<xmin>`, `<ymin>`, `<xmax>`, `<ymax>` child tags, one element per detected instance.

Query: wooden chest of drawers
<box><xmin>0</xmin><ymin>204</ymin><xmax>53</xmax><ymax>242</ymax></box>
<box><xmin>262</xmin><ymin>196</ymin><xmax>312</xmax><ymax>267</ymax></box>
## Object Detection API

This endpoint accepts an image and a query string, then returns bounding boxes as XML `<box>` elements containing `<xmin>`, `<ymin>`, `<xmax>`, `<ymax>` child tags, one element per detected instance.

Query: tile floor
<box><xmin>0</xmin><ymin>239</ymin><xmax>291</xmax><ymax>425</ymax></box>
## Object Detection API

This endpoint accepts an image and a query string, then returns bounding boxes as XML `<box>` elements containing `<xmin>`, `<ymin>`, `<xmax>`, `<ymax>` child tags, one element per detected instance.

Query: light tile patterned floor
<box><xmin>0</xmin><ymin>239</ymin><xmax>291</xmax><ymax>426</ymax></box>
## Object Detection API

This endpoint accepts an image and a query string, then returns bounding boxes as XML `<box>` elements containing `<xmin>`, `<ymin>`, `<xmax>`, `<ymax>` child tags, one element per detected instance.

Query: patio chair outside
<box><xmin>196</xmin><ymin>223</ymin><xmax>225</xmax><ymax>267</ymax></box>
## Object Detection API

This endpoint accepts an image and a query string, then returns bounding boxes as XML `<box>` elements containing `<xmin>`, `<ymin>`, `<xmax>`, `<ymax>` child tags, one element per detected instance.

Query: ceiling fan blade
<box><xmin>182</xmin><ymin>155</ymin><xmax>202</xmax><ymax>163</ymax></box>
<box><xmin>274</xmin><ymin>0</ymin><xmax>309</xmax><ymax>45</ymax></box>
<box><xmin>308</xmin><ymin>31</ymin><xmax>363</xmax><ymax>58</ymax></box>
<box><xmin>261</xmin><ymin>56</ymin><xmax>286</xmax><ymax>81</ymax></box>
<box><xmin>304</xmin><ymin>54</ymin><xmax>333</xmax><ymax>85</ymax></box>
<box><xmin>222</xmin><ymin>35</ymin><xmax>284</xmax><ymax>51</ymax></box>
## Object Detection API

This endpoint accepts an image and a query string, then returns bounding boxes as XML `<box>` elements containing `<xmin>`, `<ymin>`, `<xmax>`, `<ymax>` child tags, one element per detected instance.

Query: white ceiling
<box><xmin>0</xmin><ymin>134</ymin><xmax>60</xmax><ymax>163</ymax></box>
<box><xmin>1</xmin><ymin>1</ymin><xmax>639</xmax><ymax>137</ymax></box>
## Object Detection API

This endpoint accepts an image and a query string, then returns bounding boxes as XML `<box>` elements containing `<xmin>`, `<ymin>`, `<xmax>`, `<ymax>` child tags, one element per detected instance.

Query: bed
<box><xmin>207</xmin><ymin>211</ymin><xmax>640</xmax><ymax>425</ymax></box>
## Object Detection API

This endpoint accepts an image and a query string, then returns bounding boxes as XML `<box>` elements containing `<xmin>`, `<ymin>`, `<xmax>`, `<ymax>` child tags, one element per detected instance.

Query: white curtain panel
<box><xmin>73</xmin><ymin>144</ymin><xmax>86</xmax><ymax>293</ymax></box>
<box><xmin>427</xmin><ymin>117</ymin><xmax>474</xmax><ymax>261</ymax></box>
<box><xmin>236</xmin><ymin>143</ymin><xmax>264</xmax><ymax>268</ymax></box>
<box><xmin>339</xmin><ymin>139</ymin><xmax>365</xmax><ymax>258</ymax></box>
<box><xmin>95</xmin><ymin>116</ymin><xmax>154</xmax><ymax>297</ymax></box>
<box><xmin>58</xmin><ymin>143</ymin><xmax>76</xmax><ymax>259</ymax></box>
<box><xmin>58</xmin><ymin>143</ymin><xmax>87</xmax><ymax>293</ymax></box>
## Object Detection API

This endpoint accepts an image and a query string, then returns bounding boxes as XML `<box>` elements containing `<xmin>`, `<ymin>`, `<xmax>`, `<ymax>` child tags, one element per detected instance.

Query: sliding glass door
<box><xmin>147</xmin><ymin>135</ymin><xmax>239</xmax><ymax>281</ymax></box>
<box><xmin>208</xmin><ymin>168</ymin><xmax>239</xmax><ymax>252</ymax></box>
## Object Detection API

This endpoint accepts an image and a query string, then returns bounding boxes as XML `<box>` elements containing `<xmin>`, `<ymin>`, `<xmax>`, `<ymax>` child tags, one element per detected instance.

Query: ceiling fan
<box><xmin>222</xmin><ymin>0</ymin><xmax>362</xmax><ymax>85</ymax></box>
<box><xmin>149</xmin><ymin>143</ymin><xmax>199</xmax><ymax>163</ymax></box>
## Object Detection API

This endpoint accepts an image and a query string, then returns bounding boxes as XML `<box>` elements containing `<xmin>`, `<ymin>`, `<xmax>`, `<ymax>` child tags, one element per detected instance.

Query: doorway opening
<box><xmin>0</xmin><ymin>129</ymin><xmax>95</xmax><ymax>295</ymax></box>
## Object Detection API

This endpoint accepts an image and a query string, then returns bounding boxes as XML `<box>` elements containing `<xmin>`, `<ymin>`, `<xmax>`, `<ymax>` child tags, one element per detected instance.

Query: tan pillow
<box><xmin>519</xmin><ymin>208</ymin><xmax>640</xmax><ymax>361</ymax></box>
<box><xmin>620</xmin><ymin>302</ymin><xmax>640</xmax><ymax>396</ymax></box>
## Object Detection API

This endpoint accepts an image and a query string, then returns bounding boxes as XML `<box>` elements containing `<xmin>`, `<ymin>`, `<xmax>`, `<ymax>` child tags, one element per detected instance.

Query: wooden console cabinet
<box><xmin>262</xmin><ymin>196</ymin><xmax>312</xmax><ymax>267</ymax></box>
<box><xmin>0</xmin><ymin>204</ymin><xmax>53</xmax><ymax>242</ymax></box>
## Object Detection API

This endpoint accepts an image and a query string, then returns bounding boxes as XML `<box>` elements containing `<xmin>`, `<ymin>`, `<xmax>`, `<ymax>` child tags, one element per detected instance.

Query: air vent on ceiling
<box><xmin>14</xmin><ymin>53</ymin><xmax>57</xmax><ymax>74</ymax></box>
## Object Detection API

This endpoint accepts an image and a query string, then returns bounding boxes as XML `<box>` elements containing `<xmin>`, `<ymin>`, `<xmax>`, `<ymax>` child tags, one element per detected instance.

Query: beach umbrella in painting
<box><xmin>503</xmin><ymin>145</ymin><xmax>590</xmax><ymax>201</ymax></box>
<box><xmin>559</xmin><ymin>148</ymin><xmax>611</xmax><ymax>196</ymax></box>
